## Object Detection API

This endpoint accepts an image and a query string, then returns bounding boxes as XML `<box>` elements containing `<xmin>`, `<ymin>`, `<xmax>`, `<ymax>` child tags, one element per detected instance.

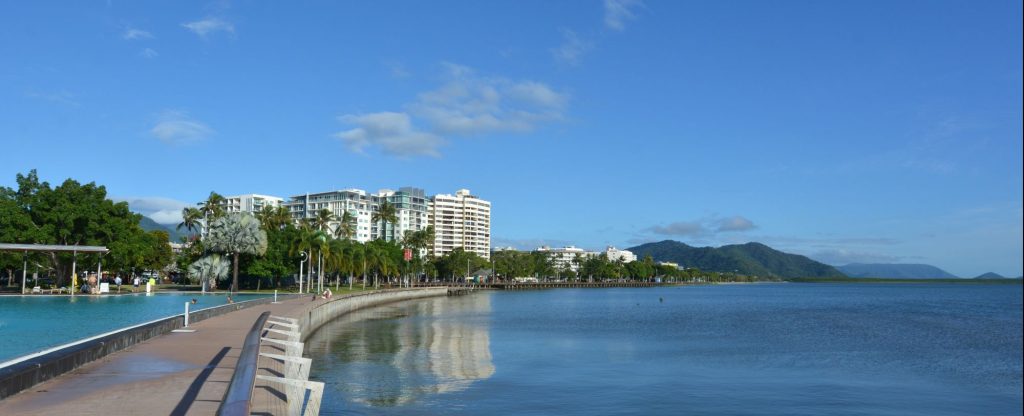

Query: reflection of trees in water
<box><xmin>315</xmin><ymin>293</ymin><xmax>494</xmax><ymax>407</ymax></box>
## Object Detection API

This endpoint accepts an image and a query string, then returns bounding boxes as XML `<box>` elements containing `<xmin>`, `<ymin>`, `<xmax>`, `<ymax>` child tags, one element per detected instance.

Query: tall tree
<box><xmin>178</xmin><ymin>207</ymin><xmax>203</xmax><ymax>236</ymax></box>
<box><xmin>256</xmin><ymin>205</ymin><xmax>294</xmax><ymax>232</ymax></box>
<box><xmin>312</xmin><ymin>208</ymin><xmax>336</xmax><ymax>234</ymax></box>
<box><xmin>334</xmin><ymin>210</ymin><xmax>357</xmax><ymax>240</ymax></box>
<box><xmin>372</xmin><ymin>200</ymin><xmax>398</xmax><ymax>242</ymax></box>
<box><xmin>1</xmin><ymin>170</ymin><xmax>153</xmax><ymax>286</ymax></box>
<box><xmin>204</xmin><ymin>213</ymin><xmax>268</xmax><ymax>292</ymax></box>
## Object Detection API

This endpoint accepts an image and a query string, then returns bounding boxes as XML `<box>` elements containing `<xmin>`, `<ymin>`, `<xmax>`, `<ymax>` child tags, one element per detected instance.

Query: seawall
<box><xmin>296</xmin><ymin>287</ymin><xmax>450</xmax><ymax>341</ymax></box>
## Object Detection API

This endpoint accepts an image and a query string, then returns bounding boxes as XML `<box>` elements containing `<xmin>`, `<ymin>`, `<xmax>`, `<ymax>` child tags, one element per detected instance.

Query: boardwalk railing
<box><xmin>218</xmin><ymin>311</ymin><xmax>271</xmax><ymax>416</ymax></box>
<box><xmin>218</xmin><ymin>312</ymin><xmax>325</xmax><ymax>416</ymax></box>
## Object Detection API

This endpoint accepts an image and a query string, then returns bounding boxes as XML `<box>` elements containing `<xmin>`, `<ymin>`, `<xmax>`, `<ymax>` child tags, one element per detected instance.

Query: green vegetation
<box><xmin>489</xmin><ymin>250</ymin><xmax>768</xmax><ymax>282</ymax></box>
<box><xmin>1</xmin><ymin>170</ymin><xmax>174</xmax><ymax>288</ymax></box>
<box><xmin>628</xmin><ymin>240</ymin><xmax>845</xmax><ymax>279</ymax></box>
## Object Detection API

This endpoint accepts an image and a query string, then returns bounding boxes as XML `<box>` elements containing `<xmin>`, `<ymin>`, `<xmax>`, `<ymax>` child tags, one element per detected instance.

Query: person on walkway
<box><xmin>132</xmin><ymin>276</ymin><xmax>140</xmax><ymax>292</ymax></box>
<box><xmin>114</xmin><ymin>275</ymin><xmax>122</xmax><ymax>292</ymax></box>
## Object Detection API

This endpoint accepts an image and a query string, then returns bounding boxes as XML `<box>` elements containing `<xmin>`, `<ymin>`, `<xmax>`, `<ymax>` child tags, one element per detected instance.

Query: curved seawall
<box><xmin>296</xmin><ymin>287</ymin><xmax>450</xmax><ymax>341</ymax></box>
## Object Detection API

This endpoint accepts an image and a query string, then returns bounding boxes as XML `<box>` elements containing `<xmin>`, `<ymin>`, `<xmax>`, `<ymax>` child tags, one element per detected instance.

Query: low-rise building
<box><xmin>603</xmin><ymin>246</ymin><xmax>637</xmax><ymax>263</ymax></box>
<box><xmin>535</xmin><ymin>246</ymin><xmax>591</xmax><ymax>271</ymax></box>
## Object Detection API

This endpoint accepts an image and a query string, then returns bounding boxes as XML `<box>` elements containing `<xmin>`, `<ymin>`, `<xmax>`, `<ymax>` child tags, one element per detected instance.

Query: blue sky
<box><xmin>1</xmin><ymin>1</ymin><xmax>1021</xmax><ymax>277</ymax></box>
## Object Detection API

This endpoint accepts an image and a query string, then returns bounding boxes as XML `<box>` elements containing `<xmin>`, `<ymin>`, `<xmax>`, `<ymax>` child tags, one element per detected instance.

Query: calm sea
<box><xmin>304</xmin><ymin>284</ymin><xmax>1023</xmax><ymax>415</ymax></box>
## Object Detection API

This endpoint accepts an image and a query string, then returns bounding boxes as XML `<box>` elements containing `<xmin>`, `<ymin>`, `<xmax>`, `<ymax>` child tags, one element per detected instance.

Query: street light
<box><xmin>298</xmin><ymin>251</ymin><xmax>308</xmax><ymax>293</ymax></box>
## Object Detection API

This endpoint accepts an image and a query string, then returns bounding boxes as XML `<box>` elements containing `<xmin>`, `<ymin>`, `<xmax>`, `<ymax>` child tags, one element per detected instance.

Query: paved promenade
<box><xmin>0</xmin><ymin>296</ymin><xmax>312</xmax><ymax>416</ymax></box>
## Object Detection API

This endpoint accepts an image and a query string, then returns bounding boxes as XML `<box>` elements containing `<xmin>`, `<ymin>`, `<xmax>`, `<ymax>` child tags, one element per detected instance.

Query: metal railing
<box><xmin>218</xmin><ymin>311</ymin><xmax>271</xmax><ymax>416</ymax></box>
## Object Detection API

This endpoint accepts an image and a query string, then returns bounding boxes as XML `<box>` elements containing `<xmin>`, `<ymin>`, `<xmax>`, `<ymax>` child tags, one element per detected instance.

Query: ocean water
<box><xmin>0</xmin><ymin>292</ymin><xmax>269</xmax><ymax>363</ymax></box>
<box><xmin>304</xmin><ymin>284</ymin><xmax>1023</xmax><ymax>415</ymax></box>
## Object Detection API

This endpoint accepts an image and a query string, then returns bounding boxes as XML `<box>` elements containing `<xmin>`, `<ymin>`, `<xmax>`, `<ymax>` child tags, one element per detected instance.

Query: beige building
<box><xmin>429</xmin><ymin>189</ymin><xmax>491</xmax><ymax>259</ymax></box>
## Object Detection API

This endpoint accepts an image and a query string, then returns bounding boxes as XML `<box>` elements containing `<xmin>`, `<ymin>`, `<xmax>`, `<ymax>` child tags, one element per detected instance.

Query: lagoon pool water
<box><xmin>305</xmin><ymin>284</ymin><xmax>1022</xmax><ymax>415</ymax></box>
<box><xmin>0</xmin><ymin>292</ymin><xmax>269</xmax><ymax>363</ymax></box>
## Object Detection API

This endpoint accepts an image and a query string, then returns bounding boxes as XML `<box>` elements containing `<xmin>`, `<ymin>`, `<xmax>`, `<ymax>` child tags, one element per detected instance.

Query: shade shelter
<box><xmin>0</xmin><ymin>243</ymin><xmax>110</xmax><ymax>294</ymax></box>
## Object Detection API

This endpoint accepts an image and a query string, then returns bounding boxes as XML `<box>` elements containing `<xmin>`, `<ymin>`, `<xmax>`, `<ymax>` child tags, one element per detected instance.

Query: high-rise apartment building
<box><xmin>283</xmin><ymin>187</ymin><xmax>428</xmax><ymax>243</ymax></box>
<box><xmin>372</xmin><ymin>187</ymin><xmax>429</xmax><ymax>243</ymax></box>
<box><xmin>222</xmin><ymin>194</ymin><xmax>283</xmax><ymax>214</ymax></box>
<box><xmin>283</xmin><ymin>189</ymin><xmax>374</xmax><ymax>242</ymax></box>
<box><xmin>429</xmin><ymin>189</ymin><xmax>491</xmax><ymax>259</ymax></box>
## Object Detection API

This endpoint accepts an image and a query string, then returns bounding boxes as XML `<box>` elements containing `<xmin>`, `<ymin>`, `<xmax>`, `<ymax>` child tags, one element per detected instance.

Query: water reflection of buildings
<box><xmin>323</xmin><ymin>293</ymin><xmax>494</xmax><ymax>407</ymax></box>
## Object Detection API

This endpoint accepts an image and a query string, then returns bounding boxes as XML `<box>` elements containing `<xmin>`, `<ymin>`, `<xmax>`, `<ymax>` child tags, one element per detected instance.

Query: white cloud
<box><xmin>139</xmin><ymin>48</ymin><xmax>159</xmax><ymax>59</ymax></box>
<box><xmin>122</xmin><ymin>28</ymin><xmax>153</xmax><ymax>40</ymax></box>
<box><xmin>334</xmin><ymin>63</ymin><xmax>568</xmax><ymax>157</ymax></box>
<box><xmin>716</xmin><ymin>216</ymin><xmax>757</xmax><ymax>232</ymax></box>
<box><xmin>551</xmin><ymin>29</ymin><xmax>593</xmax><ymax>66</ymax></box>
<box><xmin>113</xmin><ymin>196</ymin><xmax>191</xmax><ymax>225</ymax></box>
<box><xmin>604</xmin><ymin>0</ymin><xmax>643</xmax><ymax>31</ymax></box>
<box><xmin>410</xmin><ymin>63</ymin><xmax>568</xmax><ymax>135</ymax></box>
<box><xmin>648</xmin><ymin>215</ymin><xmax>758</xmax><ymax>236</ymax></box>
<box><xmin>335</xmin><ymin>112</ymin><xmax>444</xmax><ymax>157</ymax></box>
<box><xmin>182</xmin><ymin>17</ymin><xmax>234</xmax><ymax>37</ymax></box>
<box><xmin>648</xmin><ymin>221</ymin><xmax>708</xmax><ymax>237</ymax></box>
<box><xmin>150</xmin><ymin>110</ymin><xmax>213</xmax><ymax>144</ymax></box>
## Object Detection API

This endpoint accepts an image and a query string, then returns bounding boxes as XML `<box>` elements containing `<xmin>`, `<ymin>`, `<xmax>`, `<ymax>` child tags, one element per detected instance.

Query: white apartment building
<box><xmin>283</xmin><ymin>187</ymin><xmax>428</xmax><ymax>243</ymax></box>
<box><xmin>222</xmin><ymin>194</ymin><xmax>283</xmax><ymax>214</ymax></box>
<box><xmin>429</xmin><ymin>189</ymin><xmax>491</xmax><ymax>259</ymax></box>
<box><xmin>535</xmin><ymin>246</ymin><xmax>591</xmax><ymax>272</ymax></box>
<box><xmin>373</xmin><ymin>187</ymin><xmax>429</xmax><ymax>243</ymax></box>
<box><xmin>604</xmin><ymin>246</ymin><xmax>637</xmax><ymax>263</ymax></box>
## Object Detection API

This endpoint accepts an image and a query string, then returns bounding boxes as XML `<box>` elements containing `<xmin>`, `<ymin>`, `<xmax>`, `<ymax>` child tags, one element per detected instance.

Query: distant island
<box><xmin>974</xmin><ymin>272</ymin><xmax>1008</xmax><ymax>279</ymax></box>
<box><xmin>837</xmin><ymin>263</ymin><xmax>958</xmax><ymax>279</ymax></box>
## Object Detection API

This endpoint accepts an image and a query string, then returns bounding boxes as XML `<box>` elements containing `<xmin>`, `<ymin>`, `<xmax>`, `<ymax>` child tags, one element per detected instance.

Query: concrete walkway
<box><xmin>0</xmin><ymin>296</ymin><xmax>312</xmax><ymax>416</ymax></box>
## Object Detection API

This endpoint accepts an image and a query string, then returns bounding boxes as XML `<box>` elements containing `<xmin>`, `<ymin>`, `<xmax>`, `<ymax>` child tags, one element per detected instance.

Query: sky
<box><xmin>1</xmin><ymin>0</ymin><xmax>1021</xmax><ymax>277</ymax></box>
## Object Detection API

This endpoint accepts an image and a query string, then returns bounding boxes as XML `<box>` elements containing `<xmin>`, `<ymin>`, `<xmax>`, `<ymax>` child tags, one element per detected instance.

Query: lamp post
<box><xmin>298</xmin><ymin>251</ymin><xmax>307</xmax><ymax>294</ymax></box>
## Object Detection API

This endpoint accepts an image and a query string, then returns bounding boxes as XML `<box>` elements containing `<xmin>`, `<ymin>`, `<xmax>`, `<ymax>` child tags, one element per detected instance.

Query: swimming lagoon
<box><xmin>0</xmin><ymin>292</ymin><xmax>270</xmax><ymax>363</ymax></box>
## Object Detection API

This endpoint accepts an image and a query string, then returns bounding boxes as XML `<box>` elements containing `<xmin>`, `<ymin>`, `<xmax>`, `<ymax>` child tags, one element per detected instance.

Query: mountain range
<box><xmin>138</xmin><ymin>216</ymin><xmax>193</xmax><ymax>242</ymax></box>
<box><xmin>627</xmin><ymin>240</ymin><xmax>845</xmax><ymax>278</ymax></box>
<box><xmin>837</xmin><ymin>263</ymin><xmax>958</xmax><ymax>279</ymax></box>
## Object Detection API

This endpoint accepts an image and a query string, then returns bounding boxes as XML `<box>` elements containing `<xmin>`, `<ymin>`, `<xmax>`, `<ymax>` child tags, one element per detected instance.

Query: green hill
<box><xmin>138</xmin><ymin>215</ymin><xmax>193</xmax><ymax>242</ymax></box>
<box><xmin>627</xmin><ymin>240</ymin><xmax>845</xmax><ymax>278</ymax></box>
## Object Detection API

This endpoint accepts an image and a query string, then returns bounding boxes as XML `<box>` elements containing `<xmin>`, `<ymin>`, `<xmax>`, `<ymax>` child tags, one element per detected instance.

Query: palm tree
<box><xmin>334</xmin><ymin>210</ymin><xmax>357</xmax><ymax>240</ymax></box>
<box><xmin>346</xmin><ymin>242</ymin><xmax>364</xmax><ymax>290</ymax></box>
<box><xmin>199</xmin><ymin>192</ymin><xmax>226</xmax><ymax>220</ymax></box>
<box><xmin>205</xmin><ymin>213</ymin><xmax>268</xmax><ymax>293</ymax></box>
<box><xmin>177</xmin><ymin>207</ymin><xmax>203</xmax><ymax>235</ymax></box>
<box><xmin>187</xmin><ymin>254</ymin><xmax>229</xmax><ymax>290</ymax></box>
<box><xmin>312</xmin><ymin>208</ymin><xmax>336</xmax><ymax>233</ymax></box>
<box><xmin>257</xmin><ymin>205</ymin><xmax>293</xmax><ymax>232</ymax></box>
<box><xmin>371</xmin><ymin>200</ymin><xmax>398</xmax><ymax>242</ymax></box>
<box><xmin>255</xmin><ymin>205</ymin><xmax>276</xmax><ymax>231</ymax></box>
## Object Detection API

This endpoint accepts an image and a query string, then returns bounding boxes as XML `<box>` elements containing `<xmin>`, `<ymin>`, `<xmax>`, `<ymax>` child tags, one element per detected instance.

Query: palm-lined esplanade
<box><xmin>2</xmin><ymin>170</ymin><xmax>704</xmax><ymax>293</ymax></box>
<box><xmin>174</xmin><ymin>185</ymin><xmax>494</xmax><ymax>292</ymax></box>
<box><xmin>0</xmin><ymin>170</ymin><xmax>496</xmax><ymax>293</ymax></box>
